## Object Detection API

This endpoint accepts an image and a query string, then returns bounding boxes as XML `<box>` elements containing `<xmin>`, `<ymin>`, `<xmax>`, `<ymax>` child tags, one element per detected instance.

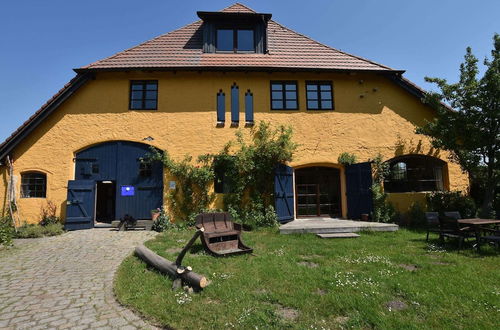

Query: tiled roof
<box><xmin>80</xmin><ymin>3</ymin><xmax>396</xmax><ymax>72</ymax></box>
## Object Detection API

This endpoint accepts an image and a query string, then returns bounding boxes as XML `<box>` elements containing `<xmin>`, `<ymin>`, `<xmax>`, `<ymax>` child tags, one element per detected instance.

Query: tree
<box><xmin>417</xmin><ymin>34</ymin><xmax>499</xmax><ymax>217</ymax></box>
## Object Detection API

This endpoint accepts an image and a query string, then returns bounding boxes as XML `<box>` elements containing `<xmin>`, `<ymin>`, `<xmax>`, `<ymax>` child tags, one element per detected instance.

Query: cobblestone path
<box><xmin>0</xmin><ymin>229</ymin><xmax>158</xmax><ymax>329</ymax></box>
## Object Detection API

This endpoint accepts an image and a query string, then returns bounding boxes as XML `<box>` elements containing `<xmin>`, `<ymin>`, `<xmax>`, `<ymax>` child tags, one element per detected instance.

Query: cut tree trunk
<box><xmin>135</xmin><ymin>244</ymin><xmax>208</xmax><ymax>289</ymax></box>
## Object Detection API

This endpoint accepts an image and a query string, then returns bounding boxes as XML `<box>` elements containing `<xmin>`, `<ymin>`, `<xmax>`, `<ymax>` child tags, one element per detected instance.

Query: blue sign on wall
<box><xmin>121</xmin><ymin>185</ymin><xmax>135</xmax><ymax>196</ymax></box>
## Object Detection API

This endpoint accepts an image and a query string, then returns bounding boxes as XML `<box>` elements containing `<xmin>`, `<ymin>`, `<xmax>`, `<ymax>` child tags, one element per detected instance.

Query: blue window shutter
<box><xmin>217</xmin><ymin>90</ymin><xmax>225</xmax><ymax>122</ymax></box>
<box><xmin>231</xmin><ymin>83</ymin><xmax>239</xmax><ymax>123</ymax></box>
<box><xmin>245</xmin><ymin>90</ymin><xmax>254</xmax><ymax>123</ymax></box>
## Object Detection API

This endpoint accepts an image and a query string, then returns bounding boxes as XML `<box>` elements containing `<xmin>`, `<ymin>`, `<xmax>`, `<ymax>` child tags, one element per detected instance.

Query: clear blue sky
<box><xmin>0</xmin><ymin>0</ymin><xmax>498</xmax><ymax>142</ymax></box>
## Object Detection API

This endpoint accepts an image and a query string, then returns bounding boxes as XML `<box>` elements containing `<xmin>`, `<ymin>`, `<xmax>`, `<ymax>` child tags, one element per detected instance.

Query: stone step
<box><xmin>316</xmin><ymin>233</ymin><xmax>360</xmax><ymax>239</ymax></box>
<box><xmin>111</xmin><ymin>220</ymin><xmax>153</xmax><ymax>230</ymax></box>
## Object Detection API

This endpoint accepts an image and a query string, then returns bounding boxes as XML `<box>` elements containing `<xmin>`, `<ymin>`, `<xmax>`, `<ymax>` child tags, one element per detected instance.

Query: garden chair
<box><xmin>425</xmin><ymin>212</ymin><xmax>441</xmax><ymax>241</ymax></box>
<box><xmin>439</xmin><ymin>212</ymin><xmax>474</xmax><ymax>249</ymax></box>
<box><xmin>195</xmin><ymin>212</ymin><xmax>253</xmax><ymax>257</ymax></box>
<box><xmin>478</xmin><ymin>228</ymin><xmax>500</xmax><ymax>250</ymax></box>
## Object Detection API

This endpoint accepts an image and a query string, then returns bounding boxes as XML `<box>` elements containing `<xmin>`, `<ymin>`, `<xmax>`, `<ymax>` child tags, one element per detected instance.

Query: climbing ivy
<box><xmin>370</xmin><ymin>154</ymin><xmax>396</xmax><ymax>223</ymax></box>
<box><xmin>147</xmin><ymin>121</ymin><xmax>297</xmax><ymax>228</ymax></box>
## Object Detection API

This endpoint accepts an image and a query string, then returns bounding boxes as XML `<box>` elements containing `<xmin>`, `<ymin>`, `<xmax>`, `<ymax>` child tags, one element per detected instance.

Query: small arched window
<box><xmin>21</xmin><ymin>172</ymin><xmax>47</xmax><ymax>198</ymax></box>
<box><xmin>384</xmin><ymin>155</ymin><xmax>445</xmax><ymax>193</ymax></box>
<box><xmin>391</xmin><ymin>162</ymin><xmax>407</xmax><ymax>181</ymax></box>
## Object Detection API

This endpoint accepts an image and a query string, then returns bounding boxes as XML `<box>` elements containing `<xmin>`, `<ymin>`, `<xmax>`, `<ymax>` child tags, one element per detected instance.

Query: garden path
<box><xmin>0</xmin><ymin>229</ymin><xmax>158</xmax><ymax>329</ymax></box>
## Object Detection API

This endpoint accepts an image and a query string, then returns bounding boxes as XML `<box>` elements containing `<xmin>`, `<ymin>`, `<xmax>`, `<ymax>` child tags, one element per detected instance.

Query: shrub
<box><xmin>427</xmin><ymin>191</ymin><xmax>476</xmax><ymax>218</ymax></box>
<box><xmin>338</xmin><ymin>152</ymin><xmax>357</xmax><ymax>165</ymax></box>
<box><xmin>152</xmin><ymin>208</ymin><xmax>172</xmax><ymax>232</ymax></box>
<box><xmin>0</xmin><ymin>216</ymin><xmax>14</xmax><ymax>246</ymax></box>
<box><xmin>40</xmin><ymin>201</ymin><xmax>61</xmax><ymax>226</ymax></box>
<box><xmin>15</xmin><ymin>224</ymin><xmax>45</xmax><ymax>238</ymax></box>
<box><xmin>43</xmin><ymin>223</ymin><xmax>64</xmax><ymax>236</ymax></box>
<box><xmin>15</xmin><ymin>223</ymin><xmax>64</xmax><ymax>239</ymax></box>
<box><xmin>406</xmin><ymin>202</ymin><xmax>427</xmax><ymax>227</ymax></box>
<box><xmin>371</xmin><ymin>154</ymin><xmax>396</xmax><ymax>223</ymax></box>
<box><xmin>229</xmin><ymin>204</ymin><xmax>278</xmax><ymax>230</ymax></box>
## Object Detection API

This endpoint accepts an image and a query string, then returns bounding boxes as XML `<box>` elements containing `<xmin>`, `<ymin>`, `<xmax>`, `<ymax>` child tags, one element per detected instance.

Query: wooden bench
<box><xmin>195</xmin><ymin>212</ymin><xmax>253</xmax><ymax>257</ymax></box>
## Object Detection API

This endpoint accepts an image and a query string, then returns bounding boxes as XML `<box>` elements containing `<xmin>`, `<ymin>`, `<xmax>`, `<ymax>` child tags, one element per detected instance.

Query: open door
<box><xmin>345</xmin><ymin>162</ymin><xmax>373</xmax><ymax>219</ymax></box>
<box><xmin>65</xmin><ymin>180</ymin><xmax>95</xmax><ymax>230</ymax></box>
<box><xmin>274</xmin><ymin>164</ymin><xmax>295</xmax><ymax>223</ymax></box>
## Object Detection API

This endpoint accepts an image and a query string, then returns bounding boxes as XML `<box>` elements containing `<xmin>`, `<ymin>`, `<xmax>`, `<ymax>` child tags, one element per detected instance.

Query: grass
<box><xmin>115</xmin><ymin>229</ymin><xmax>500</xmax><ymax>329</ymax></box>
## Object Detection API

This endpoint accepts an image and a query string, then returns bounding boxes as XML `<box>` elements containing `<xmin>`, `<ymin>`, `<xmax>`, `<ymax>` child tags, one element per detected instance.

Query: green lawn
<box><xmin>115</xmin><ymin>229</ymin><xmax>500</xmax><ymax>329</ymax></box>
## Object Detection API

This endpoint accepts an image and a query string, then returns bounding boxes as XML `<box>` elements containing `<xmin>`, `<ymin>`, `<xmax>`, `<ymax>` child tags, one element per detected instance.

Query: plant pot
<box><xmin>361</xmin><ymin>214</ymin><xmax>369</xmax><ymax>221</ymax></box>
<box><xmin>151</xmin><ymin>212</ymin><xmax>160</xmax><ymax>221</ymax></box>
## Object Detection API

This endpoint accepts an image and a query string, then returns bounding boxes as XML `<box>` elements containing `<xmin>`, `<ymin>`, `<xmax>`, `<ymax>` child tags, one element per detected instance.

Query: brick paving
<box><xmin>0</xmin><ymin>229</ymin><xmax>158</xmax><ymax>329</ymax></box>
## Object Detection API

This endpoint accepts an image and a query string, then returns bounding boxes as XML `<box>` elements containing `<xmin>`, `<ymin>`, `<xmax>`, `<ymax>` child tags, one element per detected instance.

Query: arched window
<box><xmin>21</xmin><ymin>172</ymin><xmax>47</xmax><ymax>198</ymax></box>
<box><xmin>384</xmin><ymin>155</ymin><xmax>445</xmax><ymax>193</ymax></box>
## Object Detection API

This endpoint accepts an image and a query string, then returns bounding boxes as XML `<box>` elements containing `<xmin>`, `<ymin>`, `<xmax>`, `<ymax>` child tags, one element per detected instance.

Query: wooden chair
<box><xmin>425</xmin><ymin>212</ymin><xmax>441</xmax><ymax>241</ymax></box>
<box><xmin>195</xmin><ymin>212</ymin><xmax>253</xmax><ymax>257</ymax></box>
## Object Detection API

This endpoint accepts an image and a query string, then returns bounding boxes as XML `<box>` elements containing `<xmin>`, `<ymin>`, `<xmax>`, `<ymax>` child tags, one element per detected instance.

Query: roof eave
<box><xmin>74</xmin><ymin>67</ymin><xmax>405</xmax><ymax>74</ymax></box>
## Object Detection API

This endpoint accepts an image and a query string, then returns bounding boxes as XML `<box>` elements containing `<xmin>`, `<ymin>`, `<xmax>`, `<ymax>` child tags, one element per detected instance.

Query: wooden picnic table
<box><xmin>457</xmin><ymin>218</ymin><xmax>500</xmax><ymax>251</ymax></box>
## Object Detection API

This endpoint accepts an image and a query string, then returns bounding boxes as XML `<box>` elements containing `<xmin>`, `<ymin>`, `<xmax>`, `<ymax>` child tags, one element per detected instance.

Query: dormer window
<box><xmin>198</xmin><ymin>10</ymin><xmax>271</xmax><ymax>54</ymax></box>
<box><xmin>216</xmin><ymin>28</ymin><xmax>255</xmax><ymax>52</ymax></box>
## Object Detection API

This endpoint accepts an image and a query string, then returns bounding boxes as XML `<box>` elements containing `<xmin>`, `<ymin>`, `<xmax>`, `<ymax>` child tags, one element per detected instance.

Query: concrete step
<box><xmin>317</xmin><ymin>233</ymin><xmax>360</xmax><ymax>239</ymax></box>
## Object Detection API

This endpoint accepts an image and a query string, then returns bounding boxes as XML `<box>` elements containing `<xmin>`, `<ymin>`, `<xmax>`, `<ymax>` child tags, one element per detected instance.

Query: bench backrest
<box><xmin>195</xmin><ymin>212</ymin><xmax>235</xmax><ymax>233</ymax></box>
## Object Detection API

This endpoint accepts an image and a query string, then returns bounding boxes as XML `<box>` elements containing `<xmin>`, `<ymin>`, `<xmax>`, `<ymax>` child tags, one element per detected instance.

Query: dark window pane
<box><xmin>145</xmin><ymin>100</ymin><xmax>157</xmax><ymax>109</ymax></box>
<box><xmin>271</xmin><ymin>84</ymin><xmax>283</xmax><ymax>91</ymax></box>
<box><xmin>322</xmin><ymin>101</ymin><xmax>333</xmax><ymax>109</ymax></box>
<box><xmin>131</xmin><ymin>91</ymin><xmax>143</xmax><ymax>100</ymax></box>
<box><xmin>237</xmin><ymin>29</ymin><xmax>254</xmax><ymax>51</ymax></box>
<box><xmin>21</xmin><ymin>173</ymin><xmax>46</xmax><ymax>198</ymax></box>
<box><xmin>320</xmin><ymin>91</ymin><xmax>332</xmax><ymax>100</ymax></box>
<box><xmin>145</xmin><ymin>91</ymin><xmax>157</xmax><ymax>99</ymax></box>
<box><xmin>320</xmin><ymin>84</ymin><xmax>331</xmax><ymax>91</ymax></box>
<box><xmin>272</xmin><ymin>91</ymin><xmax>283</xmax><ymax>100</ymax></box>
<box><xmin>146</xmin><ymin>83</ymin><xmax>157</xmax><ymax>90</ymax></box>
<box><xmin>131</xmin><ymin>84</ymin><xmax>143</xmax><ymax>91</ymax></box>
<box><xmin>286</xmin><ymin>100</ymin><xmax>297</xmax><ymax>109</ymax></box>
<box><xmin>307</xmin><ymin>91</ymin><xmax>317</xmax><ymax>100</ymax></box>
<box><xmin>307</xmin><ymin>84</ymin><xmax>318</xmax><ymax>91</ymax></box>
<box><xmin>131</xmin><ymin>100</ymin><xmax>142</xmax><ymax>109</ymax></box>
<box><xmin>272</xmin><ymin>100</ymin><xmax>283</xmax><ymax>109</ymax></box>
<box><xmin>285</xmin><ymin>91</ymin><xmax>297</xmax><ymax>100</ymax></box>
<box><xmin>285</xmin><ymin>84</ymin><xmax>297</xmax><ymax>91</ymax></box>
<box><xmin>308</xmin><ymin>100</ymin><xmax>319</xmax><ymax>109</ymax></box>
<box><xmin>217</xmin><ymin>29</ymin><xmax>233</xmax><ymax>51</ymax></box>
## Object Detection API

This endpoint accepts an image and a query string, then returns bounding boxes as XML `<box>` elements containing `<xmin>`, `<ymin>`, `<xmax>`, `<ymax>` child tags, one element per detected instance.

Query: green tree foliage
<box><xmin>338</xmin><ymin>152</ymin><xmax>357</xmax><ymax>165</ymax></box>
<box><xmin>417</xmin><ymin>34</ymin><xmax>500</xmax><ymax>217</ymax></box>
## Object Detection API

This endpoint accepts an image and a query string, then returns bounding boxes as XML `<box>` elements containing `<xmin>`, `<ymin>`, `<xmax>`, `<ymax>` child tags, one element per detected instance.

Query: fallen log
<box><xmin>135</xmin><ymin>244</ymin><xmax>208</xmax><ymax>289</ymax></box>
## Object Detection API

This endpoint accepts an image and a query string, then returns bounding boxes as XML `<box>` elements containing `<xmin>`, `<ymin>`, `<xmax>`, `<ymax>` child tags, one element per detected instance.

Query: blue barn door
<box><xmin>65</xmin><ymin>180</ymin><xmax>95</xmax><ymax>230</ymax></box>
<box><xmin>115</xmin><ymin>141</ymin><xmax>163</xmax><ymax>220</ymax></box>
<box><xmin>345</xmin><ymin>162</ymin><xmax>373</xmax><ymax>219</ymax></box>
<box><xmin>274</xmin><ymin>164</ymin><xmax>295</xmax><ymax>223</ymax></box>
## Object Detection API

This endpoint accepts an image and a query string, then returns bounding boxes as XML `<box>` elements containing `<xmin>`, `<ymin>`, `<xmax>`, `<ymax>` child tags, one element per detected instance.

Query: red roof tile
<box><xmin>80</xmin><ymin>3</ymin><xmax>396</xmax><ymax>72</ymax></box>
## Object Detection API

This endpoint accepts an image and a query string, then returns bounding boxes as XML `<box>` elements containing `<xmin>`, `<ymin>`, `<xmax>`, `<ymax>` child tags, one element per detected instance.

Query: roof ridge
<box><xmin>269</xmin><ymin>19</ymin><xmax>396</xmax><ymax>71</ymax></box>
<box><xmin>81</xmin><ymin>20</ymin><xmax>202</xmax><ymax>69</ymax></box>
<box><xmin>220</xmin><ymin>2</ymin><xmax>256</xmax><ymax>13</ymax></box>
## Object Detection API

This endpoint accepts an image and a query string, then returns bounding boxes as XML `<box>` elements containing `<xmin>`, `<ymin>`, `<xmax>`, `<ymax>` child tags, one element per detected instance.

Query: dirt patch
<box><xmin>276</xmin><ymin>306</ymin><xmax>299</xmax><ymax>321</ymax></box>
<box><xmin>315</xmin><ymin>288</ymin><xmax>328</xmax><ymax>296</ymax></box>
<box><xmin>254</xmin><ymin>288</ymin><xmax>268</xmax><ymax>295</ymax></box>
<box><xmin>298</xmin><ymin>261</ymin><xmax>319</xmax><ymax>268</ymax></box>
<box><xmin>165</xmin><ymin>247</ymin><xmax>182</xmax><ymax>254</ymax></box>
<box><xmin>398</xmin><ymin>264</ymin><xmax>419</xmax><ymax>271</ymax></box>
<box><xmin>334</xmin><ymin>316</ymin><xmax>349</xmax><ymax>324</ymax></box>
<box><xmin>386</xmin><ymin>300</ymin><xmax>408</xmax><ymax>311</ymax></box>
<box><xmin>300</xmin><ymin>254</ymin><xmax>322</xmax><ymax>259</ymax></box>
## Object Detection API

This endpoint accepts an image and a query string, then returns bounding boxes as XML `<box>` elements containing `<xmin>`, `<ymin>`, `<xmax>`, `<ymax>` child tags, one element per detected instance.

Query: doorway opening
<box><xmin>295</xmin><ymin>166</ymin><xmax>341</xmax><ymax>218</ymax></box>
<box><xmin>95</xmin><ymin>181</ymin><xmax>116</xmax><ymax>223</ymax></box>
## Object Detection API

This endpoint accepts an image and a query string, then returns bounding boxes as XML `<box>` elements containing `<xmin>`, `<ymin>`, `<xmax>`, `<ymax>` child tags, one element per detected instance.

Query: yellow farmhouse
<box><xmin>0</xmin><ymin>3</ymin><xmax>468</xmax><ymax>229</ymax></box>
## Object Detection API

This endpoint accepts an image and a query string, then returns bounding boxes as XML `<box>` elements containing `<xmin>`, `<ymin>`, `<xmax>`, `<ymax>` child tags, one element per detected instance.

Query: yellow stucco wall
<box><xmin>0</xmin><ymin>71</ymin><xmax>469</xmax><ymax>223</ymax></box>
